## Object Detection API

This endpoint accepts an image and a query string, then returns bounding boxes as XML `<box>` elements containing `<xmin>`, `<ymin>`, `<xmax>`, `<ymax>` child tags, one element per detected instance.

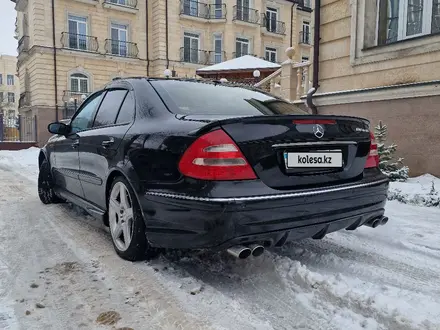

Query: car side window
<box><xmin>115</xmin><ymin>91</ymin><xmax>135</xmax><ymax>124</ymax></box>
<box><xmin>93</xmin><ymin>89</ymin><xmax>128</xmax><ymax>128</ymax></box>
<box><xmin>70</xmin><ymin>91</ymin><xmax>105</xmax><ymax>133</ymax></box>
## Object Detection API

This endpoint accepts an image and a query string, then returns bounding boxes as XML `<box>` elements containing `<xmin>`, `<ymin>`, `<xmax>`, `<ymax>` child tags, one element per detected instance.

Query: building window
<box><xmin>236</xmin><ymin>0</ymin><xmax>250</xmax><ymax>21</ymax></box>
<box><xmin>0</xmin><ymin>92</ymin><xmax>3</xmax><ymax>103</ymax></box>
<box><xmin>183</xmin><ymin>32</ymin><xmax>200</xmax><ymax>63</ymax></box>
<box><xmin>214</xmin><ymin>0</ymin><xmax>223</xmax><ymax>18</ymax></box>
<box><xmin>235</xmin><ymin>37</ymin><xmax>249</xmax><ymax>57</ymax></box>
<box><xmin>265</xmin><ymin>47</ymin><xmax>277</xmax><ymax>63</ymax></box>
<box><xmin>109</xmin><ymin>0</ymin><xmax>129</xmax><ymax>5</ymax></box>
<box><xmin>265</xmin><ymin>7</ymin><xmax>278</xmax><ymax>33</ymax></box>
<box><xmin>111</xmin><ymin>23</ymin><xmax>128</xmax><ymax>56</ymax></box>
<box><xmin>301</xmin><ymin>21</ymin><xmax>311</xmax><ymax>44</ymax></box>
<box><xmin>378</xmin><ymin>0</ymin><xmax>440</xmax><ymax>45</ymax></box>
<box><xmin>0</xmin><ymin>74</ymin><xmax>2</xmax><ymax>85</ymax></box>
<box><xmin>213</xmin><ymin>34</ymin><xmax>223</xmax><ymax>63</ymax></box>
<box><xmin>70</xmin><ymin>73</ymin><xmax>89</xmax><ymax>93</ymax></box>
<box><xmin>303</xmin><ymin>0</ymin><xmax>311</xmax><ymax>8</ymax></box>
<box><xmin>8</xmin><ymin>92</ymin><xmax>15</xmax><ymax>103</ymax></box>
<box><xmin>7</xmin><ymin>75</ymin><xmax>14</xmax><ymax>85</ymax></box>
<box><xmin>68</xmin><ymin>15</ymin><xmax>88</xmax><ymax>50</ymax></box>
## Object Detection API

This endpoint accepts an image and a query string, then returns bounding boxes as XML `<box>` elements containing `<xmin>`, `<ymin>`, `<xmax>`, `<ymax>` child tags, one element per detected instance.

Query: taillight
<box><xmin>365</xmin><ymin>131</ymin><xmax>379</xmax><ymax>168</ymax></box>
<box><xmin>178</xmin><ymin>129</ymin><xmax>257</xmax><ymax>180</ymax></box>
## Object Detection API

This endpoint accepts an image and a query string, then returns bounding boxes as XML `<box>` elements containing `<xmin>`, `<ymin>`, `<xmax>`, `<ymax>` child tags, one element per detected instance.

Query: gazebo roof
<box><xmin>197</xmin><ymin>55</ymin><xmax>281</xmax><ymax>73</ymax></box>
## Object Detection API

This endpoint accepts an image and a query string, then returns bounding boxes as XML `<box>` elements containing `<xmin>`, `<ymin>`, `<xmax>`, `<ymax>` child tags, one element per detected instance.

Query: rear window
<box><xmin>151</xmin><ymin>80</ymin><xmax>307</xmax><ymax>116</ymax></box>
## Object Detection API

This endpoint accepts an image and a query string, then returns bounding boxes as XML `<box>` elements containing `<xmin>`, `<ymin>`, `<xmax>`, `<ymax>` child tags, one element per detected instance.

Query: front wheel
<box><xmin>38</xmin><ymin>159</ymin><xmax>64</xmax><ymax>204</ymax></box>
<box><xmin>108</xmin><ymin>177</ymin><xmax>157</xmax><ymax>261</ymax></box>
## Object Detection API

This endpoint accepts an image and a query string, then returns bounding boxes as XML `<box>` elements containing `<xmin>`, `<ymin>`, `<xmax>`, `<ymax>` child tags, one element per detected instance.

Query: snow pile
<box><xmin>389</xmin><ymin>174</ymin><xmax>440</xmax><ymax>207</ymax></box>
<box><xmin>0</xmin><ymin>147</ymin><xmax>40</xmax><ymax>181</ymax></box>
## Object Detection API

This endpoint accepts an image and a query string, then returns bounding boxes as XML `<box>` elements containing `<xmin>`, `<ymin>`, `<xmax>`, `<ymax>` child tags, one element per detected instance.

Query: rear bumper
<box><xmin>139</xmin><ymin>173</ymin><xmax>389</xmax><ymax>250</ymax></box>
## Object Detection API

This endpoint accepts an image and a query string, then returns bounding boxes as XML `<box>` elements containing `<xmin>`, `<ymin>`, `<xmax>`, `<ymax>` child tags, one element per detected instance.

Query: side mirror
<box><xmin>48</xmin><ymin>122</ymin><xmax>69</xmax><ymax>135</ymax></box>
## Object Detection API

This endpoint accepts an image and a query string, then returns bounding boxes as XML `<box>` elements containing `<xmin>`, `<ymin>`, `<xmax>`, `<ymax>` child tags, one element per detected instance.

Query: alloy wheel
<box><xmin>109</xmin><ymin>181</ymin><xmax>135</xmax><ymax>252</ymax></box>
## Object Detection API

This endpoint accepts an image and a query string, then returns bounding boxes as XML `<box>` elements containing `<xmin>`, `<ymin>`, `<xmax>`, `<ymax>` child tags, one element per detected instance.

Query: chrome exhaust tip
<box><xmin>365</xmin><ymin>218</ymin><xmax>381</xmax><ymax>228</ymax></box>
<box><xmin>249</xmin><ymin>244</ymin><xmax>265</xmax><ymax>257</ymax></box>
<box><xmin>227</xmin><ymin>245</ymin><xmax>252</xmax><ymax>259</ymax></box>
<box><xmin>380</xmin><ymin>216</ymin><xmax>389</xmax><ymax>226</ymax></box>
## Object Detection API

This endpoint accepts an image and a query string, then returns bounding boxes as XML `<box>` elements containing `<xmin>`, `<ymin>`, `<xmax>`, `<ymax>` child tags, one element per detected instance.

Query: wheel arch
<box><xmin>38</xmin><ymin>149</ymin><xmax>48</xmax><ymax>168</ymax></box>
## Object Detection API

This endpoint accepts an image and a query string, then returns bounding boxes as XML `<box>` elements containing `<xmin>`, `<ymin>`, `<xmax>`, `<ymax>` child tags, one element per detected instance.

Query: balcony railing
<box><xmin>180</xmin><ymin>1</ymin><xmax>226</xmax><ymax>19</ymax></box>
<box><xmin>180</xmin><ymin>47</ymin><xmax>209</xmax><ymax>65</ymax></box>
<box><xmin>261</xmin><ymin>14</ymin><xmax>286</xmax><ymax>35</ymax></box>
<box><xmin>103</xmin><ymin>0</ymin><xmax>137</xmax><ymax>9</ymax></box>
<box><xmin>18</xmin><ymin>92</ymin><xmax>30</xmax><ymax>108</ymax></box>
<box><xmin>61</xmin><ymin>32</ymin><xmax>99</xmax><ymax>52</ymax></box>
<box><xmin>233</xmin><ymin>6</ymin><xmax>259</xmax><ymax>24</ymax></box>
<box><xmin>17</xmin><ymin>36</ymin><xmax>30</xmax><ymax>53</ymax></box>
<box><xmin>299</xmin><ymin>31</ymin><xmax>311</xmax><ymax>45</ymax></box>
<box><xmin>104</xmin><ymin>39</ymin><xmax>139</xmax><ymax>58</ymax></box>
<box><xmin>207</xmin><ymin>51</ymin><xmax>226</xmax><ymax>64</ymax></box>
<box><xmin>233</xmin><ymin>52</ymin><xmax>257</xmax><ymax>58</ymax></box>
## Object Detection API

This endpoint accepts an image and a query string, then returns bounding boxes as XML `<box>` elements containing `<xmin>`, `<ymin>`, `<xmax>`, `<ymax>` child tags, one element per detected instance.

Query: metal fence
<box><xmin>0</xmin><ymin>114</ymin><xmax>37</xmax><ymax>142</ymax></box>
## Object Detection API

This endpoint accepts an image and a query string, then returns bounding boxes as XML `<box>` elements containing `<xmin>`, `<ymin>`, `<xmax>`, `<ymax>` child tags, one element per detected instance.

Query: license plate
<box><xmin>284</xmin><ymin>151</ymin><xmax>343</xmax><ymax>168</ymax></box>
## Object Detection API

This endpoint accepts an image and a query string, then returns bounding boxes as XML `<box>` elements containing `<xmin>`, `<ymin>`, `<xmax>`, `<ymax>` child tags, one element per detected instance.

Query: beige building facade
<box><xmin>13</xmin><ymin>0</ymin><xmax>311</xmax><ymax>145</ymax></box>
<box><xmin>0</xmin><ymin>55</ymin><xmax>19</xmax><ymax>118</ymax></box>
<box><xmin>310</xmin><ymin>0</ymin><xmax>440</xmax><ymax>177</ymax></box>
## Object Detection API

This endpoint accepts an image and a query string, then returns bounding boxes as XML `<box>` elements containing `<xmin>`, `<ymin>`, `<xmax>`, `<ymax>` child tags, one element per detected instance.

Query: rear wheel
<box><xmin>38</xmin><ymin>159</ymin><xmax>63</xmax><ymax>204</ymax></box>
<box><xmin>108</xmin><ymin>177</ymin><xmax>157</xmax><ymax>261</ymax></box>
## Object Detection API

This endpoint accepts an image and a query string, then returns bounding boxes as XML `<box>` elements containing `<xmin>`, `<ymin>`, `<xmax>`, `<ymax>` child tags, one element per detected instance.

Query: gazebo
<box><xmin>196</xmin><ymin>55</ymin><xmax>281</xmax><ymax>84</ymax></box>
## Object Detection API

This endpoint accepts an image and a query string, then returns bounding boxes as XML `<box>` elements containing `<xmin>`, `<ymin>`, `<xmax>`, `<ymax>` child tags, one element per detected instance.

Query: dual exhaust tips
<box><xmin>227</xmin><ymin>244</ymin><xmax>265</xmax><ymax>259</ymax></box>
<box><xmin>364</xmin><ymin>216</ymin><xmax>389</xmax><ymax>228</ymax></box>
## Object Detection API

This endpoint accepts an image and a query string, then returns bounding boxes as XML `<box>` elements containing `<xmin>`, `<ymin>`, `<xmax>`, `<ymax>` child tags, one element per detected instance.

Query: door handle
<box><xmin>101</xmin><ymin>137</ymin><xmax>115</xmax><ymax>148</ymax></box>
<box><xmin>71</xmin><ymin>140</ymin><xmax>79</xmax><ymax>148</ymax></box>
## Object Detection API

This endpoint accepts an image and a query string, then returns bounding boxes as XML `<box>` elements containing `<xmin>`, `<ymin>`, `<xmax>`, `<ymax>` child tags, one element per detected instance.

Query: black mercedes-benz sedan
<box><xmin>38</xmin><ymin>77</ymin><xmax>389</xmax><ymax>261</ymax></box>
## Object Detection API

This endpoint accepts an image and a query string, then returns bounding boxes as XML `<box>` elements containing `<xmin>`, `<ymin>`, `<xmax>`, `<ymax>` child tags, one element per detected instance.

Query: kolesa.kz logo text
<box><xmin>297</xmin><ymin>155</ymin><xmax>333</xmax><ymax>164</ymax></box>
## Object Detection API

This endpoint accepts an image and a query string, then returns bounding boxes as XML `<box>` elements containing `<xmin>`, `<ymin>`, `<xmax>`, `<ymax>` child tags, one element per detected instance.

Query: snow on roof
<box><xmin>197</xmin><ymin>55</ymin><xmax>281</xmax><ymax>72</ymax></box>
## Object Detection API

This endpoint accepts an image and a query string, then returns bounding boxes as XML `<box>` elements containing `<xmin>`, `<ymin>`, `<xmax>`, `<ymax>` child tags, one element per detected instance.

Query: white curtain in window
<box><xmin>406</xmin><ymin>0</ymin><xmax>424</xmax><ymax>36</ymax></box>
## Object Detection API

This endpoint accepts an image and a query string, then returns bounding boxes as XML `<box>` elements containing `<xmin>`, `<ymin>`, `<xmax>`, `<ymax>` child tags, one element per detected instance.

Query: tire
<box><xmin>38</xmin><ymin>159</ymin><xmax>64</xmax><ymax>204</ymax></box>
<box><xmin>107</xmin><ymin>177</ymin><xmax>157</xmax><ymax>261</ymax></box>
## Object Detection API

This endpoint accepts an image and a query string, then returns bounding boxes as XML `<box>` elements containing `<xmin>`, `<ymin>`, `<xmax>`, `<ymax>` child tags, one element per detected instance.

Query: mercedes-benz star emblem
<box><xmin>313</xmin><ymin>124</ymin><xmax>325</xmax><ymax>139</ymax></box>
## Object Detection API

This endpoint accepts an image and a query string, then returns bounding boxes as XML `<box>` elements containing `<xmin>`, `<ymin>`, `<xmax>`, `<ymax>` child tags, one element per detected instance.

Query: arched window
<box><xmin>70</xmin><ymin>73</ymin><xmax>89</xmax><ymax>94</ymax></box>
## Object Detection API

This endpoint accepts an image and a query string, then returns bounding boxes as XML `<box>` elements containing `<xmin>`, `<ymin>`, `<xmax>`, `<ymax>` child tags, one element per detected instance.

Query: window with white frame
<box><xmin>235</xmin><ymin>37</ymin><xmax>249</xmax><ymax>57</ymax></box>
<box><xmin>265</xmin><ymin>47</ymin><xmax>277</xmax><ymax>63</ymax></box>
<box><xmin>236</xmin><ymin>0</ymin><xmax>250</xmax><ymax>21</ymax></box>
<box><xmin>265</xmin><ymin>7</ymin><xmax>278</xmax><ymax>33</ymax></box>
<box><xmin>214</xmin><ymin>0</ymin><xmax>223</xmax><ymax>18</ymax></box>
<box><xmin>213</xmin><ymin>34</ymin><xmax>223</xmax><ymax>64</ymax></box>
<box><xmin>378</xmin><ymin>0</ymin><xmax>440</xmax><ymax>45</ymax></box>
<box><xmin>302</xmin><ymin>21</ymin><xmax>311</xmax><ymax>44</ymax></box>
<box><xmin>183</xmin><ymin>32</ymin><xmax>200</xmax><ymax>63</ymax></box>
<box><xmin>8</xmin><ymin>92</ymin><xmax>15</xmax><ymax>104</ymax></box>
<box><xmin>68</xmin><ymin>14</ymin><xmax>88</xmax><ymax>50</ymax></box>
<box><xmin>70</xmin><ymin>73</ymin><xmax>89</xmax><ymax>94</ymax></box>
<box><xmin>111</xmin><ymin>23</ymin><xmax>128</xmax><ymax>56</ymax></box>
<box><xmin>7</xmin><ymin>75</ymin><xmax>14</xmax><ymax>85</ymax></box>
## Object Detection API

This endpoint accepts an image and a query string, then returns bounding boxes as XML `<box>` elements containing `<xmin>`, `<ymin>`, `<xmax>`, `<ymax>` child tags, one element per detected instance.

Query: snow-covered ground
<box><xmin>0</xmin><ymin>148</ymin><xmax>439</xmax><ymax>330</ymax></box>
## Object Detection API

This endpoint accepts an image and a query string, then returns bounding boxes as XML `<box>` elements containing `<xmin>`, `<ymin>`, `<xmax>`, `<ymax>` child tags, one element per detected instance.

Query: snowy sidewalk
<box><xmin>0</xmin><ymin>148</ymin><xmax>439</xmax><ymax>330</ymax></box>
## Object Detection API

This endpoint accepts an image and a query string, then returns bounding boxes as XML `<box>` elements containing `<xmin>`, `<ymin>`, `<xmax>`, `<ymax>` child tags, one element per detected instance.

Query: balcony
<box><xmin>299</xmin><ymin>31</ymin><xmax>311</xmax><ymax>45</ymax></box>
<box><xmin>17</xmin><ymin>36</ymin><xmax>29</xmax><ymax>54</ymax></box>
<box><xmin>103</xmin><ymin>0</ymin><xmax>138</xmax><ymax>13</ymax></box>
<box><xmin>207</xmin><ymin>51</ymin><xmax>226</xmax><ymax>65</ymax></box>
<box><xmin>104</xmin><ymin>40</ymin><xmax>139</xmax><ymax>58</ymax></box>
<box><xmin>61</xmin><ymin>33</ymin><xmax>99</xmax><ymax>53</ymax></box>
<box><xmin>233</xmin><ymin>6</ymin><xmax>259</xmax><ymax>24</ymax></box>
<box><xmin>18</xmin><ymin>92</ymin><xmax>30</xmax><ymax>108</ymax></box>
<box><xmin>261</xmin><ymin>14</ymin><xmax>286</xmax><ymax>35</ymax></box>
<box><xmin>180</xmin><ymin>47</ymin><xmax>209</xmax><ymax>65</ymax></box>
<box><xmin>179</xmin><ymin>1</ymin><xmax>226</xmax><ymax>20</ymax></box>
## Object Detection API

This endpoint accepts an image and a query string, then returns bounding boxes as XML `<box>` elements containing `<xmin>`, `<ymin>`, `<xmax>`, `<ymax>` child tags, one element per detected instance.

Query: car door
<box><xmin>78</xmin><ymin>88</ymin><xmax>135</xmax><ymax>210</ymax></box>
<box><xmin>52</xmin><ymin>91</ymin><xmax>105</xmax><ymax>198</ymax></box>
